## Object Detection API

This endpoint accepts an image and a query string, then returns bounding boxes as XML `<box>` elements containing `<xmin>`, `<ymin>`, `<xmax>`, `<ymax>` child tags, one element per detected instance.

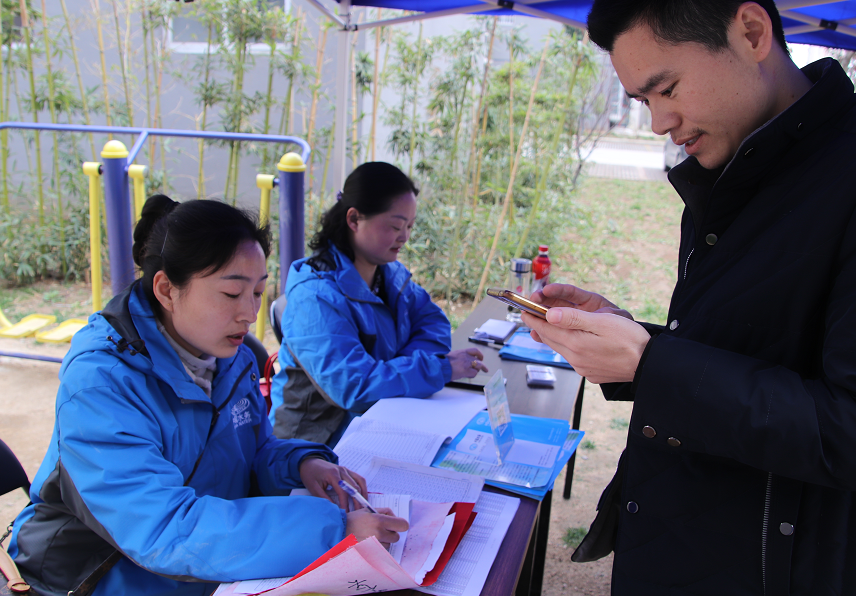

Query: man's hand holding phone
<box><xmin>522</xmin><ymin>283</ymin><xmax>650</xmax><ymax>385</ymax></box>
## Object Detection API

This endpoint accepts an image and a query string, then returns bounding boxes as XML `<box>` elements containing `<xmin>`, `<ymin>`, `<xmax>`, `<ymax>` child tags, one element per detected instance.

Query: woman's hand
<box><xmin>447</xmin><ymin>348</ymin><xmax>489</xmax><ymax>379</ymax></box>
<box><xmin>299</xmin><ymin>457</ymin><xmax>368</xmax><ymax>511</ymax></box>
<box><xmin>346</xmin><ymin>508</ymin><xmax>410</xmax><ymax>545</ymax></box>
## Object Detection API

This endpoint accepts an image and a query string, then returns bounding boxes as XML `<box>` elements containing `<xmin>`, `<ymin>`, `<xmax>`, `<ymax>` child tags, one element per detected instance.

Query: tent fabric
<box><xmin>336</xmin><ymin>0</ymin><xmax>856</xmax><ymax>51</ymax></box>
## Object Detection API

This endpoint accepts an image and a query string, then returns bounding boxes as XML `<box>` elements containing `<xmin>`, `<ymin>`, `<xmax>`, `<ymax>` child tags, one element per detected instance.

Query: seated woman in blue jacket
<box><xmin>8</xmin><ymin>196</ymin><xmax>407</xmax><ymax>596</ymax></box>
<box><xmin>271</xmin><ymin>162</ymin><xmax>488</xmax><ymax>445</ymax></box>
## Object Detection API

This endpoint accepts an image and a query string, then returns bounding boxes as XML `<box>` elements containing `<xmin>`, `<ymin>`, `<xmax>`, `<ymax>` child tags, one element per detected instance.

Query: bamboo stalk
<box><xmin>0</xmin><ymin>2</ymin><xmax>7</xmax><ymax>213</ymax></box>
<box><xmin>515</xmin><ymin>48</ymin><xmax>585</xmax><ymax>257</ymax></box>
<box><xmin>224</xmin><ymin>14</ymin><xmax>247</xmax><ymax>205</ymax></box>
<box><xmin>470</xmin><ymin>95</ymin><xmax>490</xmax><ymax>213</ymax></box>
<box><xmin>473</xmin><ymin>37</ymin><xmax>549</xmax><ymax>308</ymax></box>
<box><xmin>320</xmin><ymin>119</ymin><xmax>335</xmax><ymax>209</ymax></box>
<box><xmin>306</xmin><ymin>21</ymin><xmax>330</xmax><ymax>216</ymax></box>
<box><xmin>92</xmin><ymin>0</ymin><xmax>112</xmax><ymax>132</ymax></box>
<box><xmin>155</xmin><ymin>21</ymin><xmax>166</xmax><ymax>192</ymax></box>
<box><xmin>261</xmin><ymin>20</ymin><xmax>278</xmax><ymax>171</ymax></box>
<box><xmin>465</xmin><ymin>18</ymin><xmax>496</xmax><ymax>211</ymax></box>
<box><xmin>40</xmin><ymin>0</ymin><xmax>67</xmax><ymax>275</ymax></box>
<box><xmin>279</xmin><ymin>8</ymin><xmax>302</xmax><ymax>137</ymax></box>
<box><xmin>369</xmin><ymin>7</ymin><xmax>381</xmax><ymax>162</ymax></box>
<box><xmin>350</xmin><ymin>16</ymin><xmax>361</xmax><ymax>167</ymax></box>
<box><xmin>111</xmin><ymin>0</ymin><xmax>133</xmax><ymax>126</ymax></box>
<box><xmin>59</xmin><ymin>0</ymin><xmax>96</xmax><ymax>159</ymax></box>
<box><xmin>197</xmin><ymin>19</ymin><xmax>213</xmax><ymax>199</ymax></box>
<box><xmin>19</xmin><ymin>0</ymin><xmax>45</xmax><ymax>226</ymax></box>
<box><xmin>407</xmin><ymin>22</ymin><xmax>423</xmax><ymax>178</ymax></box>
<box><xmin>444</xmin><ymin>76</ymin><xmax>471</xmax><ymax>310</ymax></box>
<box><xmin>12</xmin><ymin>61</ymin><xmax>32</xmax><ymax>170</ymax></box>
<box><xmin>141</xmin><ymin>4</ymin><xmax>154</xmax><ymax>164</ymax></box>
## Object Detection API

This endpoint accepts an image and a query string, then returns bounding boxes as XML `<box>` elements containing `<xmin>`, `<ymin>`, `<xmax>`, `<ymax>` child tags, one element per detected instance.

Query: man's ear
<box><xmin>153</xmin><ymin>270</ymin><xmax>176</xmax><ymax>313</ymax></box>
<box><xmin>346</xmin><ymin>207</ymin><xmax>361</xmax><ymax>233</ymax></box>
<box><xmin>734</xmin><ymin>2</ymin><xmax>773</xmax><ymax>63</ymax></box>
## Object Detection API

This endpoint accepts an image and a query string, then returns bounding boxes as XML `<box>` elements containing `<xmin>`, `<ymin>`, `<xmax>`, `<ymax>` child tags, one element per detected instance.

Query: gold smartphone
<box><xmin>486</xmin><ymin>288</ymin><xmax>549</xmax><ymax>320</ymax></box>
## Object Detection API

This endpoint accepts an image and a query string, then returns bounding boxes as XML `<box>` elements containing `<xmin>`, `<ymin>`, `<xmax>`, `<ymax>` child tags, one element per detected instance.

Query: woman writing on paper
<box><xmin>8</xmin><ymin>196</ymin><xmax>407</xmax><ymax>596</ymax></box>
<box><xmin>270</xmin><ymin>162</ymin><xmax>488</xmax><ymax>445</ymax></box>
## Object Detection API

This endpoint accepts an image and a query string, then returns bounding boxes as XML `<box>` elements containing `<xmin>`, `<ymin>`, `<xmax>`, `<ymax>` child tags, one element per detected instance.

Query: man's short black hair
<box><xmin>587</xmin><ymin>0</ymin><xmax>788</xmax><ymax>54</ymax></box>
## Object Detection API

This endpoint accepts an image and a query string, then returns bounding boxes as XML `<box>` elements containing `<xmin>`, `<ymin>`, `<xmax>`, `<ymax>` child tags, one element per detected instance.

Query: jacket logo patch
<box><xmin>231</xmin><ymin>398</ymin><xmax>252</xmax><ymax>429</ymax></box>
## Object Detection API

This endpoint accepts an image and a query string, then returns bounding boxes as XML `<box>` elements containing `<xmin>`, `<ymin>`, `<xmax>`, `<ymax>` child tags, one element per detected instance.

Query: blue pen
<box><xmin>338</xmin><ymin>479</ymin><xmax>378</xmax><ymax>513</ymax></box>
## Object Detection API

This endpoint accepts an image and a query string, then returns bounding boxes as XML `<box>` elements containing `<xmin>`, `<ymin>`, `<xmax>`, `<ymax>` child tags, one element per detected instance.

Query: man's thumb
<box><xmin>546</xmin><ymin>307</ymin><xmax>586</xmax><ymax>329</ymax></box>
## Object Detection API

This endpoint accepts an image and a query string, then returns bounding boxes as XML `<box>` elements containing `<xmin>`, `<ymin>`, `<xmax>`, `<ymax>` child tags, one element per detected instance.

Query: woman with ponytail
<box><xmin>270</xmin><ymin>162</ymin><xmax>488</xmax><ymax>446</ymax></box>
<box><xmin>8</xmin><ymin>196</ymin><xmax>406</xmax><ymax>596</ymax></box>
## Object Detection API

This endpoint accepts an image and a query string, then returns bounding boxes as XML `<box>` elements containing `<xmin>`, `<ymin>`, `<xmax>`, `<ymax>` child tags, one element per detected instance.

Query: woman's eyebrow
<box><xmin>220</xmin><ymin>274</ymin><xmax>270</xmax><ymax>282</ymax></box>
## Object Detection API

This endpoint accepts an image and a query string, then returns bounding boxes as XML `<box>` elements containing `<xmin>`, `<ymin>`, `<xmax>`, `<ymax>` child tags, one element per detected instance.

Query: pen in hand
<box><xmin>338</xmin><ymin>479</ymin><xmax>378</xmax><ymax>513</ymax></box>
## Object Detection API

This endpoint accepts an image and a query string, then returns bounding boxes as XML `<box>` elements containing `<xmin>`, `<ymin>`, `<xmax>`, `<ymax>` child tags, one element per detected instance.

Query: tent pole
<box><xmin>333</xmin><ymin>0</ymin><xmax>352</xmax><ymax>192</ymax></box>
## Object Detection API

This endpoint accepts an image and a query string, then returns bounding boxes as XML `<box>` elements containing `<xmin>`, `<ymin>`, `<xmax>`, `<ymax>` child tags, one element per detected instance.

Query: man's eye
<box><xmin>660</xmin><ymin>86</ymin><xmax>674</xmax><ymax>98</ymax></box>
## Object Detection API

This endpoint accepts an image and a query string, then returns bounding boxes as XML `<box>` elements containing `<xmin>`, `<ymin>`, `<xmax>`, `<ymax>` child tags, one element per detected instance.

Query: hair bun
<box><xmin>133</xmin><ymin>194</ymin><xmax>178</xmax><ymax>267</ymax></box>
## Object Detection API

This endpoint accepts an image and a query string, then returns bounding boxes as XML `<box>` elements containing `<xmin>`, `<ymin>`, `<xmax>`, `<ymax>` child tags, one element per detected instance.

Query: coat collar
<box><xmin>65</xmin><ymin>282</ymin><xmax>240</xmax><ymax>405</ymax></box>
<box><xmin>292</xmin><ymin>243</ymin><xmax>412</xmax><ymax>306</ymax></box>
<box><xmin>669</xmin><ymin>58</ymin><xmax>856</xmax><ymax>238</ymax></box>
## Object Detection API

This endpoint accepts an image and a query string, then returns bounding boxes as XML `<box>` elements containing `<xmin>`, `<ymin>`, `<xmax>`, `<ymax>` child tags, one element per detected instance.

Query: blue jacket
<box><xmin>9</xmin><ymin>283</ymin><xmax>347</xmax><ymax>596</ymax></box>
<box><xmin>270</xmin><ymin>244</ymin><xmax>452</xmax><ymax>444</ymax></box>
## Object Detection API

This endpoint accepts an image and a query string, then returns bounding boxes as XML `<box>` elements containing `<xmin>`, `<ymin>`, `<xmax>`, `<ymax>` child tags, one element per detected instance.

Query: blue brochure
<box><xmin>498</xmin><ymin>329</ymin><xmax>573</xmax><ymax>369</ymax></box>
<box><xmin>432</xmin><ymin>410</ymin><xmax>584</xmax><ymax>500</ymax></box>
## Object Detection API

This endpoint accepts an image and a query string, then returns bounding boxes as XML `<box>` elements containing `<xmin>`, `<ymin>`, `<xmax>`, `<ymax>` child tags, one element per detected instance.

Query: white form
<box><xmin>354</xmin><ymin>387</ymin><xmax>487</xmax><ymax>443</ymax></box>
<box><xmin>418</xmin><ymin>492</ymin><xmax>520</xmax><ymax>596</ymax></box>
<box><xmin>369</xmin><ymin>493</ymin><xmax>411</xmax><ymax>564</ymax></box>
<box><xmin>364</xmin><ymin>457</ymin><xmax>484</xmax><ymax>503</ymax></box>
<box><xmin>334</xmin><ymin>419</ymin><xmax>448</xmax><ymax>477</ymax></box>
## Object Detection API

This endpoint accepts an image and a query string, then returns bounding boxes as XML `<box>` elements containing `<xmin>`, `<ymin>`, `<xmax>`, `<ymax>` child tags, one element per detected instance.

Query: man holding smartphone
<box><xmin>523</xmin><ymin>1</ymin><xmax>856</xmax><ymax>593</ymax></box>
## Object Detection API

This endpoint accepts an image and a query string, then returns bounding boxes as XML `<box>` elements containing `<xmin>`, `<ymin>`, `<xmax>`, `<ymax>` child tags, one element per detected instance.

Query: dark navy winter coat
<box><xmin>604</xmin><ymin>58</ymin><xmax>856</xmax><ymax>595</ymax></box>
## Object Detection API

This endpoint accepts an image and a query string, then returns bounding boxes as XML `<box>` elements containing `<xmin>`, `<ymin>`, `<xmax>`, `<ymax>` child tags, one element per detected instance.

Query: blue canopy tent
<box><xmin>304</xmin><ymin>0</ymin><xmax>856</xmax><ymax>188</ymax></box>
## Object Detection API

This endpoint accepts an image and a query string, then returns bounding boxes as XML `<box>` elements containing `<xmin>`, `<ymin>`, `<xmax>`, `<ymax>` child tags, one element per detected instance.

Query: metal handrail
<box><xmin>0</xmin><ymin>122</ymin><xmax>312</xmax><ymax>164</ymax></box>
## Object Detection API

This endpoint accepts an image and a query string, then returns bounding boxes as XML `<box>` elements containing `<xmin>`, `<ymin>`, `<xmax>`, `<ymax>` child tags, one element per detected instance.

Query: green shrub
<box><xmin>0</xmin><ymin>198</ymin><xmax>105</xmax><ymax>286</ymax></box>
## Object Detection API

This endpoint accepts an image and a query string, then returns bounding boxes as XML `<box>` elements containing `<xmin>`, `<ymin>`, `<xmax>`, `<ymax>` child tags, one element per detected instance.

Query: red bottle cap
<box><xmin>538</xmin><ymin>245</ymin><xmax>549</xmax><ymax>253</ymax></box>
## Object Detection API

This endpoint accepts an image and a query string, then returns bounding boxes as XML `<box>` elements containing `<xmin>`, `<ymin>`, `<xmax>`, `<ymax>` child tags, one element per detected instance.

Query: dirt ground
<box><xmin>0</xmin><ymin>331</ymin><xmax>629</xmax><ymax>596</ymax></box>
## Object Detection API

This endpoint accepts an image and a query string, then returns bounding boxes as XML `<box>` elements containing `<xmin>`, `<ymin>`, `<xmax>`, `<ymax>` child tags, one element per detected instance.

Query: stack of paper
<box><xmin>216</xmin><ymin>460</ymin><xmax>519</xmax><ymax>596</ymax></box>
<box><xmin>472</xmin><ymin>318</ymin><xmax>516</xmax><ymax>342</ymax></box>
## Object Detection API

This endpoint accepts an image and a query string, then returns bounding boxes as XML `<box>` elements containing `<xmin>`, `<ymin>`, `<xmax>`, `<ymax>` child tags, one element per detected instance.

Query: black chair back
<box><xmin>0</xmin><ymin>438</ymin><xmax>30</xmax><ymax>497</ymax></box>
<box><xmin>242</xmin><ymin>333</ymin><xmax>269</xmax><ymax>374</ymax></box>
<box><xmin>269</xmin><ymin>295</ymin><xmax>287</xmax><ymax>345</ymax></box>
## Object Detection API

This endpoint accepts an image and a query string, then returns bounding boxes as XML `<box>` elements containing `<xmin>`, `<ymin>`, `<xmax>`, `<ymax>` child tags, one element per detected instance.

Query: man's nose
<box><xmin>650</xmin><ymin>104</ymin><xmax>679</xmax><ymax>137</ymax></box>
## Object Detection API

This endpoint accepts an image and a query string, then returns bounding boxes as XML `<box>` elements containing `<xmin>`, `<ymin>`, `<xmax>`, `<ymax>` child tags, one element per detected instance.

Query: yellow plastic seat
<box><xmin>35</xmin><ymin>318</ymin><xmax>88</xmax><ymax>343</ymax></box>
<box><xmin>0</xmin><ymin>314</ymin><xmax>57</xmax><ymax>339</ymax></box>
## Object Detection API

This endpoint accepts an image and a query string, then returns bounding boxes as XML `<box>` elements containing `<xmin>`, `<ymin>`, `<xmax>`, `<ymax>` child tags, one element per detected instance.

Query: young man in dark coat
<box><xmin>523</xmin><ymin>1</ymin><xmax>856</xmax><ymax>594</ymax></box>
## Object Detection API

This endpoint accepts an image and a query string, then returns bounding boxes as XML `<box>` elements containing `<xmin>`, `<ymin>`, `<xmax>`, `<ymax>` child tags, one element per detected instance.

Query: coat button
<box><xmin>779</xmin><ymin>522</ymin><xmax>794</xmax><ymax>536</ymax></box>
<box><xmin>627</xmin><ymin>501</ymin><xmax>639</xmax><ymax>514</ymax></box>
<box><xmin>251</xmin><ymin>373</ymin><xmax>257</xmax><ymax>382</ymax></box>
<box><xmin>744</xmin><ymin>147</ymin><xmax>755</xmax><ymax>158</ymax></box>
<box><xmin>642</xmin><ymin>426</ymin><xmax>656</xmax><ymax>438</ymax></box>
<box><xmin>705</xmin><ymin>233</ymin><xmax>718</xmax><ymax>245</ymax></box>
<box><xmin>667</xmin><ymin>437</ymin><xmax>682</xmax><ymax>447</ymax></box>
<box><xmin>669</xmin><ymin>320</ymin><xmax>679</xmax><ymax>331</ymax></box>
